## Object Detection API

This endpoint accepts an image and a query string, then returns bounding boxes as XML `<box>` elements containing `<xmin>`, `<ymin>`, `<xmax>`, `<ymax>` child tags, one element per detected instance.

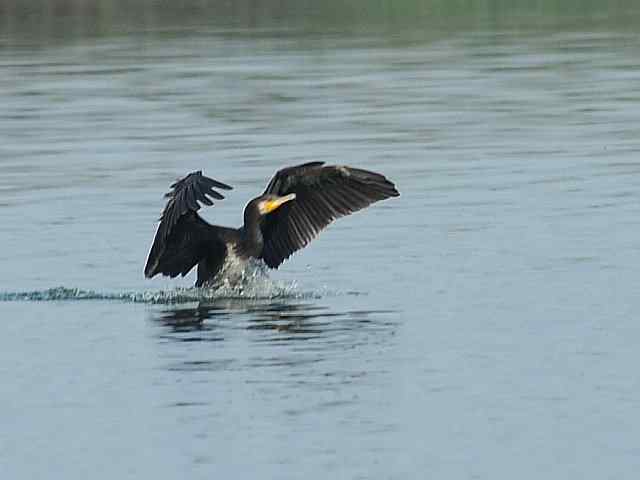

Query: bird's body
<box><xmin>144</xmin><ymin>162</ymin><xmax>399</xmax><ymax>287</ymax></box>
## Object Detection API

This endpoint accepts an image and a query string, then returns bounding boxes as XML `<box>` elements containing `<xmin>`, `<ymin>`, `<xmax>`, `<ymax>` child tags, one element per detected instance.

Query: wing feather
<box><xmin>260</xmin><ymin>163</ymin><xmax>399</xmax><ymax>268</ymax></box>
<box><xmin>144</xmin><ymin>171</ymin><xmax>232</xmax><ymax>279</ymax></box>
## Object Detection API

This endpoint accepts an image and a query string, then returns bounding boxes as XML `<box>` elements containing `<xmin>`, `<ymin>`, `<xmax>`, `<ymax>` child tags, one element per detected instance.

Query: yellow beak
<box><xmin>261</xmin><ymin>193</ymin><xmax>296</xmax><ymax>214</ymax></box>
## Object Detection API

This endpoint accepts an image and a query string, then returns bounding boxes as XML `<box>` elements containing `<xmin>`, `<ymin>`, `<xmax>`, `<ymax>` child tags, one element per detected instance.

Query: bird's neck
<box><xmin>239</xmin><ymin>217</ymin><xmax>264</xmax><ymax>258</ymax></box>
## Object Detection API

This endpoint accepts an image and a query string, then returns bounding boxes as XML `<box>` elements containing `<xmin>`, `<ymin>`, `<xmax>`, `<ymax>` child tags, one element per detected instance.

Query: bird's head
<box><xmin>257</xmin><ymin>193</ymin><xmax>296</xmax><ymax>215</ymax></box>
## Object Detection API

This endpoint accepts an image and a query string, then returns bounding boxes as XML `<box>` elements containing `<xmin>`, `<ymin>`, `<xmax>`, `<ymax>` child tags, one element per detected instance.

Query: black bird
<box><xmin>144</xmin><ymin>162</ymin><xmax>399</xmax><ymax>287</ymax></box>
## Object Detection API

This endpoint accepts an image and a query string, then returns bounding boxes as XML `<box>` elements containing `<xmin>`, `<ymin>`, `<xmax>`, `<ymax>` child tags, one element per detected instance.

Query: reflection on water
<box><xmin>153</xmin><ymin>299</ymin><xmax>397</xmax><ymax>345</ymax></box>
<box><xmin>150</xmin><ymin>299</ymin><xmax>398</xmax><ymax>436</ymax></box>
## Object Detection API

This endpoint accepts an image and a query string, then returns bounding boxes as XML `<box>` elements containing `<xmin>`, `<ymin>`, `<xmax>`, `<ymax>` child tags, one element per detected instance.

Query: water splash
<box><xmin>0</xmin><ymin>261</ymin><xmax>320</xmax><ymax>304</ymax></box>
<box><xmin>0</xmin><ymin>282</ymin><xmax>318</xmax><ymax>304</ymax></box>
<box><xmin>0</xmin><ymin>259</ymin><xmax>360</xmax><ymax>304</ymax></box>
<box><xmin>0</xmin><ymin>285</ymin><xmax>312</xmax><ymax>304</ymax></box>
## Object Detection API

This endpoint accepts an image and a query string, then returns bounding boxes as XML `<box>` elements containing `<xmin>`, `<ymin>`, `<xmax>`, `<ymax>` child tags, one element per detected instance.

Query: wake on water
<box><xmin>0</xmin><ymin>260</ymin><xmax>329</xmax><ymax>304</ymax></box>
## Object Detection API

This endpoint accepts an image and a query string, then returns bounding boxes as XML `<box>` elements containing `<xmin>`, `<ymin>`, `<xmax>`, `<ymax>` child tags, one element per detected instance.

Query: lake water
<box><xmin>2</xmin><ymin>2</ymin><xmax>640</xmax><ymax>478</ymax></box>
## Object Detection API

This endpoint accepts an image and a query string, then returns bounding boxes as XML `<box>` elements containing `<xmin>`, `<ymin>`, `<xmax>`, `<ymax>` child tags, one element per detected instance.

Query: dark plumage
<box><xmin>144</xmin><ymin>162</ymin><xmax>399</xmax><ymax>286</ymax></box>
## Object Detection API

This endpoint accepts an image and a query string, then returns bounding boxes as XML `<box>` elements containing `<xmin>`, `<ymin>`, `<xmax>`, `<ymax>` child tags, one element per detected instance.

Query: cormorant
<box><xmin>144</xmin><ymin>162</ymin><xmax>399</xmax><ymax>286</ymax></box>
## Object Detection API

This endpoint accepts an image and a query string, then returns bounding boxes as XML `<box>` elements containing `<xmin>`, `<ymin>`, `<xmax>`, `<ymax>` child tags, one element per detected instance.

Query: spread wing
<box><xmin>259</xmin><ymin>162</ymin><xmax>399</xmax><ymax>268</ymax></box>
<box><xmin>144</xmin><ymin>171</ymin><xmax>232</xmax><ymax>280</ymax></box>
